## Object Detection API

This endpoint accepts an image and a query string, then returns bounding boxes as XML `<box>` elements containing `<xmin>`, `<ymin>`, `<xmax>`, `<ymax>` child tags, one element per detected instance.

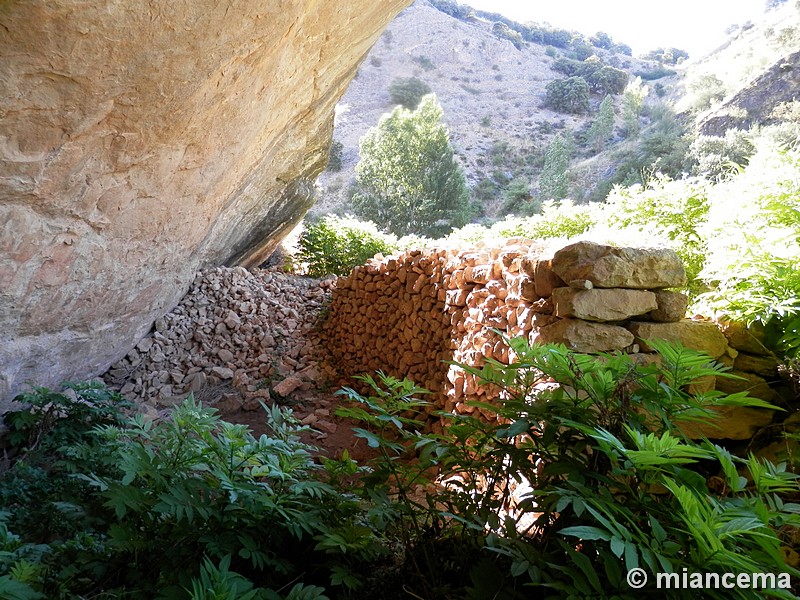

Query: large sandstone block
<box><xmin>536</xmin><ymin>318</ymin><xmax>635</xmax><ymax>353</ymax></box>
<box><xmin>648</xmin><ymin>290</ymin><xmax>689</xmax><ymax>323</ymax></box>
<box><xmin>0</xmin><ymin>0</ymin><xmax>410</xmax><ymax>409</ymax></box>
<box><xmin>551</xmin><ymin>241</ymin><xmax>687</xmax><ymax>289</ymax></box>
<box><xmin>677</xmin><ymin>406</ymin><xmax>775</xmax><ymax>440</ymax></box>
<box><xmin>552</xmin><ymin>288</ymin><xmax>657</xmax><ymax>322</ymax></box>
<box><xmin>627</xmin><ymin>320</ymin><xmax>729</xmax><ymax>359</ymax></box>
<box><xmin>717</xmin><ymin>320</ymin><xmax>771</xmax><ymax>355</ymax></box>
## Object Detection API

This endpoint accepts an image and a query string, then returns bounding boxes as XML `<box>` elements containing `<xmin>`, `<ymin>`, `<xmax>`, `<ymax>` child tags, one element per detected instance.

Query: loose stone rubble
<box><xmin>102</xmin><ymin>267</ymin><xmax>335</xmax><ymax>425</ymax></box>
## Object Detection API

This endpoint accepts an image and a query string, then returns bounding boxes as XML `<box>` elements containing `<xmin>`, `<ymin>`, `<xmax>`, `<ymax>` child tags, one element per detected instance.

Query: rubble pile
<box><xmin>103</xmin><ymin>267</ymin><xmax>334</xmax><ymax>414</ymax></box>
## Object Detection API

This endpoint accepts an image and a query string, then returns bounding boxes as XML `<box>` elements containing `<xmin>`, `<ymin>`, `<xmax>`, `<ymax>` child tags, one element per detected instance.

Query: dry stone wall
<box><xmin>322</xmin><ymin>240</ymin><xmax>782</xmax><ymax>440</ymax></box>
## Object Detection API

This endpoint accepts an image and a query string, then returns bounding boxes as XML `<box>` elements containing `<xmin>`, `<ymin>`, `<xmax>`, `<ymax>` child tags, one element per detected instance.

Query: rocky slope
<box><xmin>314</xmin><ymin>0</ymin><xmax>659</xmax><ymax>217</ymax></box>
<box><xmin>315</xmin><ymin>1</ymin><xmax>800</xmax><ymax>218</ymax></box>
<box><xmin>0</xmin><ymin>0</ymin><xmax>409</xmax><ymax>412</ymax></box>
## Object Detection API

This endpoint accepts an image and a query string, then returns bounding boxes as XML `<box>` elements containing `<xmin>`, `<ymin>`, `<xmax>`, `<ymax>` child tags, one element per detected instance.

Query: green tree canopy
<box><xmin>352</xmin><ymin>94</ymin><xmax>472</xmax><ymax>237</ymax></box>
<box><xmin>545</xmin><ymin>76</ymin><xmax>590</xmax><ymax>114</ymax></box>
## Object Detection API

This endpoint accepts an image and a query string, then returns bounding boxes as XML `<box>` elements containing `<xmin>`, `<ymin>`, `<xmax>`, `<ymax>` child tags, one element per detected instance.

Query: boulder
<box><xmin>715</xmin><ymin>370</ymin><xmax>780</xmax><ymax>403</ymax></box>
<box><xmin>627</xmin><ymin>320</ymin><xmax>729</xmax><ymax>359</ymax></box>
<box><xmin>536</xmin><ymin>318</ymin><xmax>635</xmax><ymax>354</ymax></box>
<box><xmin>532</xmin><ymin>255</ymin><xmax>566</xmax><ymax>298</ymax></box>
<box><xmin>551</xmin><ymin>241</ymin><xmax>686</xmax><ymax>289</ymax></box>
<box><xmin>677</xmin><ymin>406</ymin><xmax>775</xmax><ymax>440</ymax></box>
<box><xmin>0</xmin><ymin>0</ymin><xmax>409</xmax><ymax>410</ymax></box>
<box><xmin>717</xmin><ymin>320</ymin><xmax>771</xmax><ymax>355</ymax></box>
<box><xmin>648</xmin><ymin>290</ymin><xmax>689</xmax><ymax>323</ymax></box>
<box><xmin>552</xmin><ymin>288</ymin><xmax>657</xmax><ymax>322</ymax></box>
<box><xmin>734</xmin><ymin>352</ymin><xmax>779</xmax><ymax>377</ymax></box>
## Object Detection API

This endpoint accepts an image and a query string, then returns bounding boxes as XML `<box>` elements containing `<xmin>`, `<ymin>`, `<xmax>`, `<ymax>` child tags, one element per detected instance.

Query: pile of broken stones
<box><xmin>102</xmin><ymin>266</ymin><xmax>344</xmax><ymax>441</ymax></box>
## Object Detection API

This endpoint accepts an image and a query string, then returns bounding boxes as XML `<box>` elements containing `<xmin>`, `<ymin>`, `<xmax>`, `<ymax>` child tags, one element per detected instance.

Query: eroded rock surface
<box><xmin>0</xmin><ymin>0</ymin><xmax>409</xmax><ymax>409</ymax></box>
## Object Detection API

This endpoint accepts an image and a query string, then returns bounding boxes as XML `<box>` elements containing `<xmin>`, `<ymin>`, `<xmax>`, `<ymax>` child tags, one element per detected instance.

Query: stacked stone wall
<box><xmin>321</xmin><ymin>240</ymin><xmax>782</xmax><ymax>439</ymax></box>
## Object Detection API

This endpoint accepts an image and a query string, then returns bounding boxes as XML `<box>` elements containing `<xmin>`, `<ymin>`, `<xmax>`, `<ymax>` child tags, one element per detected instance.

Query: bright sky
<box><xmin>459</xmin><ymin>0</ymin><xmax>765</xmax><ymax>58</ymax></box>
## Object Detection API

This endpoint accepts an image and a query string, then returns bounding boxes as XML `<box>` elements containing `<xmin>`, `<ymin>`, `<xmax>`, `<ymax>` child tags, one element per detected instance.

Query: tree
<box><xmin>587</xmin><ymin>65</ymin><xmax>629</xmax><ymax>95</ymax></box>
<box><xmin>388</xmin><ymin>77</ymin><xmax>432</xmax><ymax>110</ymax></box>
<box><xmin>539</xmin><ymin>134</ymin><xmax>571</xmax><ymax>200</ymax></box>
<box><xmin>622</xmin><ymin>76</ymin><xmax>648</xmax><ymax>137</ymax></box>
<box><xmin>352</xmin><ymin>95</ymin><xmax>471</xmax><ymax>237</ymax></box>
<box><xmin>590</xmin><ymin>31</ymin><xmax>613</xmax><ymax>49</ymax></box>
<box><xmin>587</xmin><ymin>95</ymin><xmax>615</xmax><ymax>152</ymax></box>
<box><xmin>545</xmin><ymin>76</ymin><xmax>590</xmax><ymax>114</ymax></box>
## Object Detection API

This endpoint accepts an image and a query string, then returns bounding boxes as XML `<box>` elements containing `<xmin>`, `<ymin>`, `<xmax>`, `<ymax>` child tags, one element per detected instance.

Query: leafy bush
<box><xmin>643</xmin><ymin>47</ymin><xmax>690</xmax><ymax>65</ymax></box>
<box><xmin>635</xmin><ymin>66</ymin><xmax>678</xmax><ymax>80</ymax></box>
<box><xmin>587</xmin><ymin>65</ymin><xmax>629</xmax><ymax>95</ymax></box>
<box><xmin>336</xmin><ymin>339</ymin><xmax>798</xmax><ymax>598</ymax></box>
<box><xmin>447</xmin><ymin>200</ymin><xmax>596</xmax><ymax>244</ymax></box>
<box><xmin>545</xmin><ymin>77</ymin><xmax>590</xmax><ymax>114</ymax></box>
<box><xmin>412</xmin><ymin>55</ymin><xmax>435</xmax><ymax>71</ymax></box>
<box><xmin>326</xmin><ymin>140</ymin><xmax>343</xmax><ymax>172</ymax></box>
<box><xmin>492</xmin><ymin>22</ymin><xmax>524</xmax><ymax>50</ymax></box>
<box><xmin>387</xmin><ymin>77</ymin><xmax>431</xmax><ymax>110</ymax></box>
<box><xmin>0</xmin><ymin>389</ymin><xmax>381</xmax><ymax>599</ymax></box>
<box><xmin>697</xmin><ymin>146</ymin><xmax>800</xmax><ymax>356</ymax></box>
<box><xmin>604</xmin><ymin>176</ymin><xmax>710</xmax><ymax>296</ymax></box>
<box><xmin>688</xmin><ymin>74</ymin><xmax>727</xmax><ymax>112</ymax></box>
<box><xmin>296</xmin><ymin>216</ymin><xmax>397</xmax><ymax>277</ymax></box>
<box><xmin>690</xmin><ymin>129</ymin><xmax>756</xmax><ymax>179</ymax></box>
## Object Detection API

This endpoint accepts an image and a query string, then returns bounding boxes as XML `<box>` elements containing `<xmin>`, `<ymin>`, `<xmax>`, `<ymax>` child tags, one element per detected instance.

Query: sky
<box><xmin>459</xmin><ymin>0</ymin><xmax>765</xmax><ymax>58</ymax></box>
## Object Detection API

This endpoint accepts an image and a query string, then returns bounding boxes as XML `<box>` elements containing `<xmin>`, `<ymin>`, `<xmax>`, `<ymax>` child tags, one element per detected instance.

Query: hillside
<box><xmin>313</xmin><ymin>0</ymin><xmax>661</xmax><ymax>219</ymax></box>
<box><xmin>313</xmin><ymin>0</ymin><xmax>800</xmax><ymax>222</ymax></box>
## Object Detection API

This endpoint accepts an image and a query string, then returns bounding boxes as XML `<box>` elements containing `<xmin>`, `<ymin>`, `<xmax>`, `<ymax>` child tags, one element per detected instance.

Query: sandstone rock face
<box><xmin>536</xmin><ymin>319</ymin><xmax>635</xmax><ymax>354</ymax></box>
<box><xmin>627</xmin><ymin>320</ymin><xmax>729</xmax><ymax>359</ymax></box>
<box><xmin>0</xmin><ymin>0</ymin><xmax>409</xmax><ymax>409</ymax></box>
<box><xmin>677</xmin><ymin>406</ymin><xmax>776</xmax><ymax>440</ymax></box>
<box><xmin>551</xmin><ymin>241</ymin><xmax>687</xmax><ymax>289</ymax></box>
<box><xmin>552</xmin><ymin>287</ymin><xmax>657</xmax><ymax>322</ymax></box>
<box><xmin>648</xmin><ymin>290</ymin><xmax>689</xmax><ymax>323</ymax></box>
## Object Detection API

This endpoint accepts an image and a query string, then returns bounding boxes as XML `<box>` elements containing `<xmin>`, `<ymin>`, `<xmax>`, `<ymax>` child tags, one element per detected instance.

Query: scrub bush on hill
<box><xmin>296</xmin><ymin>216</ymin><xmax>397</xmax><ymax>277</ymax></box>
<box><xmin>545</xmin><ymin>76</ymin><xmax>590</xmax><ymax>114</ymax></box>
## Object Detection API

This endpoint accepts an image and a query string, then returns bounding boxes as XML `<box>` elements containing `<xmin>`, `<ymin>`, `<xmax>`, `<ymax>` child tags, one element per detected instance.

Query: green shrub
<box><xmin>491</xmin><ymin>22</ymin><xmax>524</xmax><ymax>49</ymax></box>
<box><xmin>545</xmin><ymin>77</ymin><xmax>590</xmax><ymax>114</ymax></box>
<box><xmin>697</xmin><ymin>146</ymin><xmax>800</xmax><ymax>356</ymax></box>
<box><xmin>296</xmin><ymin>216</ymin><xmax>397</xmax><ymax>277</ymax></box>
<box><xmin>337</xmin><ymin>339</ymin><xmax>797</xmax><ymax>598</ymax></box>
<box><xmin>352</xmin><ymin>95</ymin><xmax>472</xmax><ymax>237</ymax></box>
<box><xmin>325</xmin><ymin>140</ymin><xmax>343</xmax><ymax>172</ymax></box>
<box><xmin>688</xmin><ymin>74</ymin><xmax>727</xmax><ymax>112</ymax></box>
<box><xmin>690</xmin><ymin>129</ymin><xmax>756</xmax><ymax>179</ymax></box>
<box><xmin>448</xmin><ymin>200</ymin><xmax>596</xmax><ymax>244</ymax></box>
<box><xmin>635</xmin><ymin>66</ymin><xmax>678</xmax><ymax>80</ymax></box>
<box><xmin>0</xmin><ymin>389</ymin><xmax>381</xmax><ymax>599</ymax></box>
<box><xmin>605</xmin><ymin>176</ymin><xmax>710</xmax><ymax>296</ymax></box>
<box><xmin>412</xmin><ymin>55</ymin><xmax>435</xmax><ymax>71</ymax></box>
<box><xmin>388</xmin><ymin>77</ymin><xmax>431</xmax><ymax>110</ymax></box>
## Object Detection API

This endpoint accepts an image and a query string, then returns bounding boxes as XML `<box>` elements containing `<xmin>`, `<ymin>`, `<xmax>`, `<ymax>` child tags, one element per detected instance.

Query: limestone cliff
<box><xmin>0</xmin><ymin>0</ymin><xmax>410</xmax><ymax>410</ymax></box>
